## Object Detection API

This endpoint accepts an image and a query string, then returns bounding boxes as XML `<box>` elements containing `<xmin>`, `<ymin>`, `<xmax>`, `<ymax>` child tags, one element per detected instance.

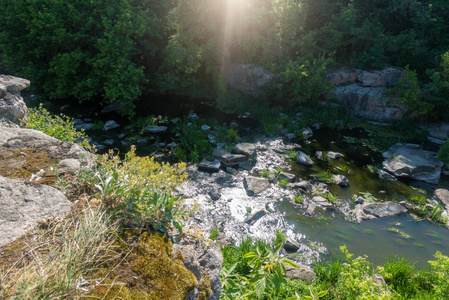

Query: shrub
<box><xmin>26</xmin><ymin>104</ymin><xmax>90</xmax><ymax>148</ymax></box>
<box><xmin>438</xmin><ymin>139</ymin><xmax>449</xmax><ymax>168</ymax></box>
<box><xmin>92</xmin><ymin>146</ymin><xmax>187</xmax><ymax>232</ymax></box>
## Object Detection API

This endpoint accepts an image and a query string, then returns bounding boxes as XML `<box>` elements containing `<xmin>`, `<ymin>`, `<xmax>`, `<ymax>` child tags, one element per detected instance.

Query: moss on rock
<box><xmin>86</xmin><ymin>231</ymin><xmax>197</xmax><ymax>300</ymax></box>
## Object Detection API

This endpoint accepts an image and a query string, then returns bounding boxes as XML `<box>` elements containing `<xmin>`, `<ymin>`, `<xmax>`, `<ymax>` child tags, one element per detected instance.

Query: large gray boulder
<box><xmin>353</xmin><ymin>201</ymin><xmax>408</xmax><ymax>222</ymax></box>
<box><xmin>0</xmin><ymin>127</ymin><xmax>94</xmax><ymax>177</ymax></box>
<box><xmin>243</xmin><ymin>176</ymin><xmax>271</xmax><ymax>196</ymax></box>
<box><xmin>327</xmin><ymin>69</ymin><xmax>360</xmax><ymax>86</ymax></box>
<box><xmin>0</xmin><ymin>75</ymin><xmax>30</xmax><ymax>125</ymax></box>
<box><xmin>173</xmin><ymin>237</ymin><xmax>223</xmax><ymax>300</ymax></box>
<box><xmin>226</xmin><ymin>64</ymin><xmax>274</xmax><ymax>96</ymax></box>
<box><xmin>419</xmin><ymin>123</ymin><xmax>449</xmax><ymax>144</ymax></box>
<box><xmin>297</xmin><ymin>151</ymin><xmax>314</xmax><ymax>167</ymax></box>
<box><xmin>334</xmin><ymin>84</ymin><xmax>408</xmax><ymax>122</ymax></box>
<box><xmin>0</xmin><ymin>176</ymin><xmax>72</xmax><ymax>247</ymax></box>
<box><xmin>357</xmin><ymin>68</ymin><xmax>404</xmax><ymax>87</ymax></box>
<box><xmin>382</xmin><ymin>143</ymin><xmax>443</xmax><ymax>184</ymax></box>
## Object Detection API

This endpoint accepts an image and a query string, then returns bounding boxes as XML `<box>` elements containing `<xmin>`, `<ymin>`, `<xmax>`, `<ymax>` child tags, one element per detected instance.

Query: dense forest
<box><xmin>1</xmin><ymin>0</ymin><xmax>449</xmax><ymax>118</ymax></box>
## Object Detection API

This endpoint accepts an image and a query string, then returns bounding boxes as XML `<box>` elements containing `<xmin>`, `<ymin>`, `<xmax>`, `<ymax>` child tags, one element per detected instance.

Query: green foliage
<box><xmin>294</xmin><ymin>195</ymin><xmax>304</xmax><ymax>205</ymax></box>
<box><xmin>426</xmin><ymin>52</ymin><xmax>449</xmax><ymax>119</ymax></box>
<box><xmin>279</xmin><ymin>56</ymin><xmax>334</xmax><ymax>103</ymax></box>
<box><xmin>0</xmin><ymin>0</ymin><xmax>167</xmax><ymax>116</ymax></box>
<box><xmin>386</xmin><ymin>66</ymin><xmax>430</xmax><ymax>115</ymax></box>
<box><xmin>221</xmin><ymin>242</ymin><xmax>298</xmax><ymax>299</ymax></box>
<box><xmin>92</xmin><ymin>146</ymin><xmax>187</xmax><ymax>233</ymax></box>
<box><xmin>172</xmin><ymin>117</ymin><xmax>214</xmax><ymax>163</ymax></box>
<box><xmin>286</xmin><ymin>149</ymin><xmax>298</xmax><ymax>160</ymax></box>
<box><xmin>314</xmin><ymin>170</ymin><xmax>334</xmax><ymax>184</ymax></box>
<box><xmin>221</xmin><ymin>239</ymin><xmax>449</xmax><ymax>300</ymax></box>
<box><xmin>26</xmin><ymin>104</ymin><xmax>90</xmax><ymax>149</ymax></box>
<box><xmin>209</xmin><ymin>227</ymin><xmax>219</xmax><ymax>241</ymax></box>
<box><xmin>272</xmin><ymin>230</ymin><xmax>287</xmax><ymax>247</ymax></box>
<box><xmin>278</xmin><ymin>178</ymin><xmax>289</xmax><ymax>189</ymax></box>
<box><xmin>438</xmin><ymin>139</ymin><xmax>449</xmax><ymax>168</ymax></box>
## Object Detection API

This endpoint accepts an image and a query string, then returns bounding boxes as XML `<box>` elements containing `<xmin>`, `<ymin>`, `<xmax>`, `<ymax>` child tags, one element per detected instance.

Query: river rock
<box><xmin>382</xmin><ymin>143</ymin><xmax>443</xmax><ymax>184</ymax></box>
<box><xmin>419</xmin><ymin>123</ymin><xmax>449</xmax><ymax>144</ymax></box>
<box><xmin>145</xmin><ymin>125</ymin><xmax>168</xmax><ymax>133</ymax></box>
<box><xmin>198</xmin><ymin>159</ymin><xmax>221</xmax><ymax>172</ymax></box>
<box><xmin>354</xmin><ymin>201</ymin><xmax>408</xmax><ymax>222</ymax></box>
<box><xmin>0</xmin><ymin>176</ymin><xmax>72</xmax><ymax>247</ymax></box>
<box><xmin>208</xmin><ymin>187</ymin><xmax>221</xmax><ymax>201</ymax></box>
<box><xmin>306</xmin><ymin>202</ymin><xmax>317</xmax><ymax>215</ymax></box>
<box><xmin>287</xmin><ymin>181</ymin><xmax>310</xmax><ymax>191</ymax></box>
<box><xmin>312</xmin><ymin>196</ymin><xmax>333</xmax><ymax>208</ymax></box>
<box><xmin>244</xmin><ymin>209</ymin><xmax>267</xmax><ymax>225</ymax></box>
<box><xmin>234</xmin><ymin>142</ymin><xmax>256</xmax><ymax>157</ymax></box>
<box><xmin>434</xmin><ymin>189</ymin><xmax>449</xmax><ymax>211</ymax></box>
<box><xmin>378</xmin><ymin>169</ymin><xmax>397</xmax><ymax>180</ymax></box>
<box><xmin>238</xmin><ymin>160</ymin><xmax>253</xmax><ymax>171</ymax></box>
<box><xmin>0</xmin><ymin>75</ymin><xmax>30</xmax><ymax>125</ymax></box>
<box><xmin>226</xmin><ymin>63</ymin><xmax>275</xmax><ymax>96</ymax></box>
<box><xmin>75</xmin><ymin>123</ymin><xmax>94</xmax><ymax>131</ymax></box>
<box><xmin>173</xmin><ymin>237</ymin><xmax>223</xmax><ymax>300</ymax></box>
<box><xmin>334</xmin><ymin>84</ymin><xmax>408</xmax><ymax>122</ymax></box>
<box><xmin>302</xmin><ymin>127</ymin><xmax>313</xmax><ymax>139</ymax></box>
<box><xmin>283</xmin><ymin>240</ymin><xmax>300</xmax><ymax>252</ymax></box>
<box><xmin>327</xmin><ymin>151</ymin><xmax>344</xmax><ymax>160</ymax></box>
<box><xmin>212</xmin><ymin>148</ymin><xmax>247</xmax><ymax>166</ymax></box>
<box><xmin>277</xmin><ymin>172</ymin><xmax>295</xmax><ymax>183</ymax></box>
<box><xmin>103</xmin><ymin>120</ymin><xmax>120</xmax><ymax>131</ymax></box>
<box><xmin>297</xmin><ymin>151</ymin><xmax>314</xmax><ymax>166</ymax></box>
<box><xmin>284</xmin><ymin>264</ymin><xmax>316</xmax><ymax>284</ymax></box>
<box><xmin>333</xmin><ymin>174</ymin><xmax>349</xmax><ymax>187</ymax></box>
<box><xmin>244</xmin><ymin>176</ymin><xmax>270</xmax><ymax>196</ymax></box>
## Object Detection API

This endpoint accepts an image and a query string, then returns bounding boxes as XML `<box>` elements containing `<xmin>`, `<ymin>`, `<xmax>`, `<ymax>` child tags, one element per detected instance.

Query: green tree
<box><xmin>0</xmin><ymin>0</ymin><xmax>166</xmax><ymax>117</ymax></box>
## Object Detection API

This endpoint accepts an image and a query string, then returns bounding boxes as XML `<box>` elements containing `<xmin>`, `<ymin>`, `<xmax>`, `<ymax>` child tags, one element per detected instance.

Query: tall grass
<box><xmin>0</xmin><ymin>206</ymin><xmax>119</xmax><ymax>299</ymax></box>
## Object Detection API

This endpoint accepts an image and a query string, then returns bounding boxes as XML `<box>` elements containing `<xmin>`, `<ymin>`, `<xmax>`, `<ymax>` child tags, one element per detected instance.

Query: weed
<box><xmin>286</xmin><ymin>149</ymin><xmax>298</xmax><ymax>160</ymax></box>
<box><xmin>272</xmin><ymin>230</ymin><xmax>287</xmax><ymax>247</ymax></box>
<box><xmin>278</xmin><ymin>178</ymin><xmax>289</xmax><ymax>188</ymax></box>
<box><xmin>294</xmin><ymin>195</ymin><xmax>304</xmax><ymax>205</ymax></box>
<box><xmin>209</xmin><ymin>227</ymin><xmax>219</xmax><ymax>241</ymax></box>
<box><xmin>314</xmin><ymin>170</ymin><xmax>334</xmax><ymax>183</ymax></box>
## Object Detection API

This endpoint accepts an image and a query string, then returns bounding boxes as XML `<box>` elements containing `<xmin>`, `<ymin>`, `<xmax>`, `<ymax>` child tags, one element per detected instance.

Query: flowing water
<box><xmin>54</xmin><ymin>94</ymin><xmax>449</xmax><ymax>266</ymax></box>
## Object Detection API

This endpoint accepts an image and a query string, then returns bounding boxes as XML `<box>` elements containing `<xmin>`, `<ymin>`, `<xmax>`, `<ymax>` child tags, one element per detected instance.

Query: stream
<box><xmin>50</xmin><ymin>93</ymin><xmax>449</xmax><ymax>267</ymax></box>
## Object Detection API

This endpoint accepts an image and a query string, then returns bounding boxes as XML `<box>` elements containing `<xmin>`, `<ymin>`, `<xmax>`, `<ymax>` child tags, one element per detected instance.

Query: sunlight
<box><xmin>220</xmin><ymin>0</ymin><xmax>240</xmax><ymax>75</ymax></box>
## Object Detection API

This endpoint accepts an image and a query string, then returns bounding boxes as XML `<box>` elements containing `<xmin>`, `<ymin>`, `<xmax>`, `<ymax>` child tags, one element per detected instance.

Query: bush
<box><xmin>93</xmin><ymin>146</ymin><xmax>187</xmax><ymax>232</ymax></box>
<box><xmin>26</xmin><ymin>104</ymin><xmax>90</xmax><ymax>149</ymax></box>
<box><xmin>0</xmin><ymin>0</ymin><xmax>161</xmax><ymax>117</ymax></box>
<box><xmin>438</xmin><ymin>139</ymin><xmax>449</xmax><ymax>168</ymax></box>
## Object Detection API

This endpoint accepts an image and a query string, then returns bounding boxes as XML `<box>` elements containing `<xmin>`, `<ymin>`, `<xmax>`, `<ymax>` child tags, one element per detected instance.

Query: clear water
<box><xmin>280</xmin><ymin>127</ymin><xmax>449</xmax><ymax>266</ymax></box>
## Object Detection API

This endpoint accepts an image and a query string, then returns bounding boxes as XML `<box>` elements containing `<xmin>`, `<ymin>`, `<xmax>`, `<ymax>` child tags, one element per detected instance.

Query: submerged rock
<box><xmin>382</xmin><ymin>143</ymin><xmax>443</xmax><ymax>184</ymax></box>
<box><xmin>434</xmin><ymin>189</ymin><xmax>449</xmax><ymax>211</ymax></box>
<box><xmin>297</xmin><ymin>151</ymin><xmax>314</xmax><ymax>166</ymax></box>
<box><xmin>0</xmin><ymin>176</ymin><xmax>72</xmax><ymax>247</ymax></box>
<box><xmin>103</xmin><ymin>120</ymin><xmax>120</xmax><ymax>131</ymax></box>
<box><xmin>145</xmin><ymin>125</ymin><xmax>168</xmax><ymax>133</ymax></box>
<box><xmin>312</xmin><ymin>196</ymin><xmax>333</xmax><ymax>208</ymax></box>
<box><xmin>302</xmin><ymin>127</ymin><xmax>313</xmax><ymax>139</ymax></box>
<box><xmin>333</xmin><ymin>174</ymin><xmax>349</xmax><ymax>187</ymax></box>
<box><xmin>245</xmin><ymin>209</ymin><xmax>267</xmax><ymax>225</ymax></box>
<box><xmin>353</xmin><ymin>201</ymin><xmax>408</xmax><ymax>222</ymax></box>
<box><xmin>243</xmin><ymin>176</ymin><xmax>271</xmax><ymax>196</ymax></box>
